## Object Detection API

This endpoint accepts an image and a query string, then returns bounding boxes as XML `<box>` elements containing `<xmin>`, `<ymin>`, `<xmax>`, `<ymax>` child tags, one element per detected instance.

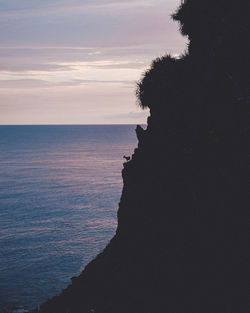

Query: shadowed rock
<box><xmin>35</xmin><ymin>1</ymin><xmax>249</xmax><ymax>312</ymax></box>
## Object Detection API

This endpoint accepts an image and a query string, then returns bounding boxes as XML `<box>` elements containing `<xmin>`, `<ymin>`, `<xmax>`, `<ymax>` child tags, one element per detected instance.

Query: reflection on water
<box><xmin>0</xmin><ymin>125</ymin><xmax>138</xmax><ymax>311</ymax></box>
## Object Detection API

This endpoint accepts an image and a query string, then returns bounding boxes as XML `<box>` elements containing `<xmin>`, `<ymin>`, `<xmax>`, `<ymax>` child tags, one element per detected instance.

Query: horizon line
<box><xmin>0</xmin><ymin>123</ymin><xmax>146</xmax><ymax>126</ymax></box>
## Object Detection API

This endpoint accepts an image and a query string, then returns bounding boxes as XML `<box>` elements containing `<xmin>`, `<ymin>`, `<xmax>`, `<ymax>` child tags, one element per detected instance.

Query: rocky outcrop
<box><xmin>36</xmin><ymin>1</ymin><xmax>249</xmax><ymax>312</ymax></box>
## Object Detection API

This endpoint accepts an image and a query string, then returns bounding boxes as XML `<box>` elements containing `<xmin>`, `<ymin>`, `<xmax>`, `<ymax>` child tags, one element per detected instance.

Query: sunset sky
<box><xmin>0</xmin><ymin>0</ymin><xmax>187</xmax><ymax>124</ymax></box>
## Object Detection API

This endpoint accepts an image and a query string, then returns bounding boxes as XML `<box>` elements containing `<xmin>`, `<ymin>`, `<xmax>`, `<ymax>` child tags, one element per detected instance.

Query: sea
<box><xmin>0</xmin><ymin>125</ymin><xmax>138</xmax><ymax>312</ymax></box>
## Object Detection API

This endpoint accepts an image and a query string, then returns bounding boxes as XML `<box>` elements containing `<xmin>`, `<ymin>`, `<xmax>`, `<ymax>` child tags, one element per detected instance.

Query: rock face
<box><xmin>37</xmin><ymin>1</ymin><xmax>249</xmax><ymax>312</ymax></box>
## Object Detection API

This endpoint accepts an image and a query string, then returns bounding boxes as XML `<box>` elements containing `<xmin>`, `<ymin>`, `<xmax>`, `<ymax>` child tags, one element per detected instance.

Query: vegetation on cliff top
<box><xmin>137</xmin><ymin>0</ymin><xmax>250</xmax><ymax>134</ymax></box>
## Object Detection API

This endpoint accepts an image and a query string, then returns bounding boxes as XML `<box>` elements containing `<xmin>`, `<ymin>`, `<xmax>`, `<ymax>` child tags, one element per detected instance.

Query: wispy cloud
<box><xmin>0</xmin><ymin>0</ymin><xmax>175</xmax><ymax>14</ymax></box>
<box><xmin>0</xmin><ymin>0</ymin><xmax>184</xmax><ymax>47</ymax></box>
<box><xmin>0</xmin><ymin>0</ymin><xmax>186</xmax><ymax>124</ymax></box>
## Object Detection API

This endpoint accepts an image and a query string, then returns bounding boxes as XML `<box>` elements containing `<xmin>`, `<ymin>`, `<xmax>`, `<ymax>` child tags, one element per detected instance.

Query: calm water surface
<box><xmin>0</xmin><ymin>125</ymin><xmax>138</xmax><ymax>311</ymax></box>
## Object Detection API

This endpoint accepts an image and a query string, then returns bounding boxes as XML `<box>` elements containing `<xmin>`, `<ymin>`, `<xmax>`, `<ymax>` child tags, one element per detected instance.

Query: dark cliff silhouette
<box><xmin>36</xmin><ymin>1</ymin><xmax>249</xmax><ymax>312</ymax></box>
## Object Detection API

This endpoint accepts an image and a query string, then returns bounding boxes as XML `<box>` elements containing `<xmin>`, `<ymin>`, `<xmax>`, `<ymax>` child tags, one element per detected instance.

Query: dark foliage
<box><xmin>137</xmin><ymin>0</ymin><xmax>250</xmax><ymax>134</ymax></box>
<box><xmin>136</xmin><ymin>55</ymin><xmax>180</xmax><ymax>109</ymax></box>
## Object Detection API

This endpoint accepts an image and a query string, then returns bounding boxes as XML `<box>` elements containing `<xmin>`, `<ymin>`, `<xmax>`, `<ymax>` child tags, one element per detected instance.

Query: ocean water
<box><xmin>0</xmin><ymin>125</ymin><xmax>138</xmax><ymax>312</ymax></box>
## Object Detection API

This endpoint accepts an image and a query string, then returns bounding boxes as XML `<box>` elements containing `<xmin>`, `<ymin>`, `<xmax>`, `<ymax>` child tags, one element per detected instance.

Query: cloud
<box><xmin>0</xmin><ymin>80</ymin><xmax>144</xmax><ymax>124</ymax></box>
<box><xmin>0</xmin><ymin>0</ymin><xmax>187</xmax><ymax>124</ymax></box>
<box><xmin>0</xmin><ymin>0</ymin><xmax>185</xmax><ymax>48</ymax></box>
<box><xmin>0</xmin><ymin>44</ymin><xmax>183</xmax><ymax>74</ymax></box>
<box><xmin>0</xmin><ymin>79</ymin><xmax>50</xmax><ymax>88</ymax></box>
<box><xmin>0</xmin><ymin>60</ymin><xmax>72</xmax><ymax>72</ymax></box>
<box><xmin>0</xmin><ymin>0</ymin><xmax>176</xmax><ymax>14</ymax></box>
<box><xmin>0</xmin><ymin>78</ymin><xmax>135</xmax><ymax>89</ymax></box>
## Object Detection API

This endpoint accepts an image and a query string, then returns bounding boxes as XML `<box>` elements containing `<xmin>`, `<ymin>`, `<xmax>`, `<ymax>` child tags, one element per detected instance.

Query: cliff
<box><xmin>36</xmin><ymin>1</ymin><xmax>249</xmax><ymax>312</ymax></box>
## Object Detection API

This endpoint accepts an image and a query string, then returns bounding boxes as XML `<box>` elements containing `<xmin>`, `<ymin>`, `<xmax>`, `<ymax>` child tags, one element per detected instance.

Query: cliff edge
<box><xmin>36</xmin><ymin>1</ymin><xmax>249</xmax><ymax>312</ymax></box>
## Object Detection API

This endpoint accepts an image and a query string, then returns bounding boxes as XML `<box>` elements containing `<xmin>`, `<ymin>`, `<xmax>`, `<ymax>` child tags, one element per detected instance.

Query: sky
<box><xmin>0</xmin><ymin>0</ymin><xmax>187</xmax><ymax>124</ymax></box>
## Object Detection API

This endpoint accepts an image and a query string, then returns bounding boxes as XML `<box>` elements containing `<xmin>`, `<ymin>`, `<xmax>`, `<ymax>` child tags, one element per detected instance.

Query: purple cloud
<box><xmin>0</xmin><ymin>0</ymin><xmax>186</xmax><ymax>124</ymax></box>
